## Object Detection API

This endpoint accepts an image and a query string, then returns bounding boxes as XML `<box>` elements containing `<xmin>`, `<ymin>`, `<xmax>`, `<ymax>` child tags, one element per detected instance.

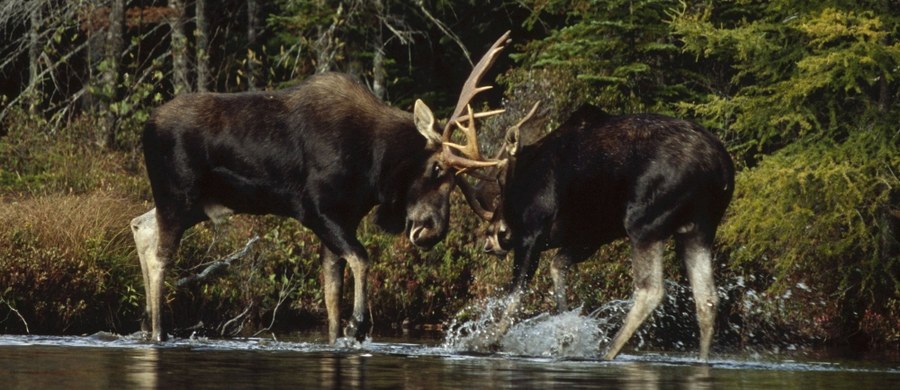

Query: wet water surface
<box><xmin>1</xmin><ymin>332</ymin><xmax>896</xmax><ymax>389</ymax></box>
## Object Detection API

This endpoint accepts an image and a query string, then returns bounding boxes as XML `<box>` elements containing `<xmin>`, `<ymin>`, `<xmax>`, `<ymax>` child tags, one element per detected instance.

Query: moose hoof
<box><xmin>140</xmin><ymin>316</ymin><xmax>151</xmax><ymax>334</ymax></box>
<box><xmin>150</xmin><ymin>330</ymin><xmax>168</xmax><ymax>343</ymax></box>
<box><xmin>344</xmin><ymin>319</ymin><xmax>370</xmax><ymax>342</ymax></box>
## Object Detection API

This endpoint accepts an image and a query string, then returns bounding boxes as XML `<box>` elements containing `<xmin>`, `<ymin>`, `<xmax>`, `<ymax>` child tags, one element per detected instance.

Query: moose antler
<box><xmin>457</xmin><ymin>100</ymin><xmax>542</xmax><ymax>222</ymax></box>
<box><xmin>442</xmin><ymin>105</ymin><xmax>502</xmax><ymax>169</ymax></box>
<box><xmin>511</xmin><ymin>101</ymin><xmax>541</xmax><ymax>133</ymax></box>
<box><xmin>440</xmin><ymin>31</ymin><xmax>510</xmax><ymax>169</ymax></box>
<box><xmin>438</xmin><ymin>31</ymin><xmax>514</xmax><ymax>221</ymax></box>
<box><xmin>442</xmin><ymin>30</ymin><xmax>510</xmax><ymax>139</ymax></box>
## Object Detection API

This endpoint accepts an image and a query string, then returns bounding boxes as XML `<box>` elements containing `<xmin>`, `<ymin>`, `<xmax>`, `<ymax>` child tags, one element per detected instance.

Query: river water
<box><xmin>1</xmin><ymin>330</ymin><xmax>896</xmax><ymax>389</ymax></box>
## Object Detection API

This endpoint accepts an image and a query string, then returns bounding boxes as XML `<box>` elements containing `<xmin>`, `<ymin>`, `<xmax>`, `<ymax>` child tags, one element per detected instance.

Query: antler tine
<box><xmin>442</xmin><ymin>30</ymin><xmax>511</xmax><ymax>140</ymax></box>
<box><xmin>444</xmin><ymin>105</ymin><xmax>483</xmax><ymax>160</ymax></box>
<box><xmin>514</xmin><ymin>101</ymin><xmax>541</xmax><ymax>129</ymax></box>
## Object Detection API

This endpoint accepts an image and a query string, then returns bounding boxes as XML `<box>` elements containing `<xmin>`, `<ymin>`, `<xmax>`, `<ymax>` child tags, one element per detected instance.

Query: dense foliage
<box><xmin>1</xmin><ymin>0</ymin><xmax>896</xmax><ymax>349</ymax></box>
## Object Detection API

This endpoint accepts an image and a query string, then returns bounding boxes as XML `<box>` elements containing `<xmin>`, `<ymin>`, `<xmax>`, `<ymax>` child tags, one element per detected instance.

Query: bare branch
<box><xmin>0</xmin><ymin>297</ymin><xmax>30</xmax><ymax>334</ymax></box>
<box><xmin>415</xmin><ymin>0</ymin><xmax>472</xmax><ymax>65</ymax></box>
<box><xmin>251</xmin><ymin>273</ymin><xmax>297</xmax><ymax>338</ymax></box>
<box><xmin>176</xmin><ymin>235</ymin><xmax>260</xmax><ymax>288</ymax></box>
<box><xmin>219</xmin><ymin>303</ymin><xmax>253</xmax><ymax>337</ymax></box>
<box><xmin>0</xmin><ymin>38</ymin><xmax>90</xmax><ymax>123</ymax></box>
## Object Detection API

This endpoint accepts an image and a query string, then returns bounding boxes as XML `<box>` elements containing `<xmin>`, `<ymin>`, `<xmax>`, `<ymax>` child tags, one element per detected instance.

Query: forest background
<box><xmin>0</xmin><ymin>0</ymin><xmax>897</xmax><ymax>352</ymax></box>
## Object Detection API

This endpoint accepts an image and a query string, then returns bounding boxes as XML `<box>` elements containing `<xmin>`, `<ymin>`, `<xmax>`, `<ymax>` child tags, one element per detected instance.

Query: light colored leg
<box><xmin>496</xmin><ymin>289</ymin><xmax>523</xmax><ymax>336</ymax></box>
<box><xmin>131</xmin><ymin>209</ymin><xmax>158</xmax><ymax>336</ymax></box>
<box><xmin>131</xmin><ymin>207</ymin><xmax>175</xmax><ymax>342</ymax></box>
<box><xmin>549</xmin><ymin>256</ymin><xmax>569</xmax><ymax>312</ymax></box>
<box><xmin>343</xmin><ymin>252</ymin><xmax>370</xmax><ymax>341</ymax></box>
<box><xmin>147</xmin><ymin>249</ymin><xmax>167</xmax><ymax>342</ymax></box>
<box><xmin>321</xmin><ymin>247</ymin><xmax>344</xmax><ymax>343</ymax></box>
<box><xmin>684</xmin><ymin>242</ymin><xmax>717</xmax><ymax>362</ymax></box>
<box><xmin>604</xmin><ymin>240</ymin><xmax>665</xmax><ymax>360</ymax></box>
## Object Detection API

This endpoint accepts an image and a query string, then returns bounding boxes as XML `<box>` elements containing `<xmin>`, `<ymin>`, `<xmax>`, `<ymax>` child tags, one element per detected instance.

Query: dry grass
<box><xmin>0</xmin><ymin>192</ymin><xmax>144</xmax><ymax>257</ymax></box>
<box><xmin>0</xmin><ymin>192</ymin><xmax>147</xmax><ymax>334</ymax></box>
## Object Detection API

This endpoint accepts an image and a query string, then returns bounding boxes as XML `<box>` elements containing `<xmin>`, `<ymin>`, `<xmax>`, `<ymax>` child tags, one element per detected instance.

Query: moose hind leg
<box><xmin>604</xmin><ymin>240</ymin><xmax>665</xmax><ymax>360</ymax></box>
<box><xmin>681</xmin><ymin>235</ymin><xmax>718</xmax><ymax>362</ymax></box>
<box><xmin>133</xmin><ymin>208</ymin><xmax>187</xmax><ymax>342</ymax></box>
<box><xmin>131</xmin><ymin>209</ymin><xmax>158</xmax><ymax>335</ymax></box>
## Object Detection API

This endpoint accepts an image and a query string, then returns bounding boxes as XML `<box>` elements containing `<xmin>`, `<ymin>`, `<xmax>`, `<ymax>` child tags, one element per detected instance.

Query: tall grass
<box><xmin>0</xmin><ymin>193</ymin><xmax>144</xmax><ymax>333</ymax></box>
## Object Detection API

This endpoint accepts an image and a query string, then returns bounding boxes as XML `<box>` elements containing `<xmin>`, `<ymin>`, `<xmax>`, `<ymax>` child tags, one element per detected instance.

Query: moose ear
<box><xmin>504</xmin><ymin>101</ymin><xmax>539</xmax><ymax>157</ymax></box>
<box><xmin>504</xmin><ymin>125</ymin><xmax>520</xmax><ymax>156</ymax></box>
<box><xmin>414</xmin><ymin>99</ymin><xmax>442</xmax><ymax>148</ymax></box>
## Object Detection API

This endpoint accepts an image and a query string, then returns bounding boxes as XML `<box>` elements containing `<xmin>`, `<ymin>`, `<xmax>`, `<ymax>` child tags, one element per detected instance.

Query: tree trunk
<box><xmin>371</xmin><ymin>0</ymin><xmax>386</xmax><ymax>100</ymax></box>
<box><xmin>372</xmin><ymin>45</ymin><xmax>386</xmax><ymax>100</ymax></box>
<box><xmin>169</xmin><ymin>0</ymin><xmax>190</xmax><ymax>94</ymax></box>
<box><xmin>84</xmin><ymin>3</ymin><xmax>104</xmax><ymax>113</ymax></box>
<box><xmin>99</xmin><ymin>0</ymin><xmax>125</xmax><ymax>148</ymax></box>
<box><xmin>879</xmin><ymin>190</ymin><xmax>900</xmax><ymax>264</ymax></box>
<box><xmin>246</xmin><ymin>0</ymin><xmax>260</xmax><ymax>91</ymax></box>
<box><xmin>878</xmin><ymin>74</ymin><xmax>890</xmax><ymax>112</ymax></box>
<box><xmin>195</xmin><ymin>0</ymin><xmax>210</xmax><ymax>92</ymax></box>
<box><xmin>28</xmin><ymin>1</ymin><xmax>42</xmax><ymax>108</ymax></box>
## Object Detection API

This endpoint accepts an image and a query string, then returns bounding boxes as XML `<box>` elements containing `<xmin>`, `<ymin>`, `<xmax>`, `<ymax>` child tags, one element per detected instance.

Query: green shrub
<box><xmin>718</xmin><ymin>129</ymin><xmax>899</xmax><ymax>346</ymax></box>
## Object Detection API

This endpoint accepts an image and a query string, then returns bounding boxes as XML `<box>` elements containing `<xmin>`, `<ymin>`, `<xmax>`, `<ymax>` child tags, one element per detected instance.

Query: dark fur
<box><xmin>484</xmin><ymin>104</ymin><xmax>735</xmax><ymax>360</ymax></box>
<box><xmin>494</xmin><ymin>105</ymin><xmax>735</xmax><ymax>285</ymax></box>
<box><xmin>142</xmin><ymin>72</ymin><xmax>454</xmax><ymax>341</ymax></box>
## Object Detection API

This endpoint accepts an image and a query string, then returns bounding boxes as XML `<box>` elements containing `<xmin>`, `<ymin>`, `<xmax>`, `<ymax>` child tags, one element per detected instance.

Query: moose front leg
<box><xmin>497</xmin><ymin>237</ymin><xmax>543</xmax><ymax>336</ymax></box>
<box><xmin>549</xmin><ymin>253</ymin><xmax>570</xmax><ymax>312</ymax></box>
<box><xmin>343</xmin><ymin>251</ymin><xmax>370</xmax><ymax>341</ymax></box>
<box><xmin>314</xmin><ymin>217</ymin><xmax>371</xmax><ymax>342</ymax></box>
<box><xmin>550</xmin><ymin>246</ymin><xmax>599</xmax><ymax>312</ymax></box>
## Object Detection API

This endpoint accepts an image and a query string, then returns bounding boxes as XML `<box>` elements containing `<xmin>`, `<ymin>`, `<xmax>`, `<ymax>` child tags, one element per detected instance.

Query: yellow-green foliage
<box><xmin>672</xmin><ymin>5</ymin><xmax>900</xmax><ymax>153</ymax></box>
<box><xmin>720</xmin><ymin>129</ymin><xmax>899</xmax><ymax>343</ymax></box>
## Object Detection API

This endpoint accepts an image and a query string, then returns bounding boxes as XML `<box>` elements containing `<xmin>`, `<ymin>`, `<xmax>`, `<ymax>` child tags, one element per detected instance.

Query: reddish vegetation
<box><xmin>79</xmin><ymin>6</ymin><xmax>176</xmax><ymax>33</ymax></box>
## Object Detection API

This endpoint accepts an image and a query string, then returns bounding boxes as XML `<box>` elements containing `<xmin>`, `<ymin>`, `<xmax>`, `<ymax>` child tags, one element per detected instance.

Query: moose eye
<box><xmin>430</xmin><ymin>162</ymin><xmax>443</xmax><ymax>179</ymax></box>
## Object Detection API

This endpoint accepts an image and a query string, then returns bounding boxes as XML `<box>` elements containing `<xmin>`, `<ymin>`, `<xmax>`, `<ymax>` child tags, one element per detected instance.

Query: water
<box><xmin>2</xmin><ymin>282</ymin><xmax>897</xmax><ymax>389</ymax></box>
<box><xmin>442</xmin><ymin>294</ymin><xmax>629</xmax><ymax>358</ymax></box>
<box><xmin>1</xmin><ymin>331</ymin><xmax>896</xmax><ymax>389</ymax></box>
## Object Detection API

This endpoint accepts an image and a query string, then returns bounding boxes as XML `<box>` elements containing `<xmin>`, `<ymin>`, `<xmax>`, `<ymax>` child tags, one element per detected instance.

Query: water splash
<box><xmin>442</xmin><ymin>295</ymin><xmax>632</xmax><ymax>359</ymax></box>
<box><xmin>442</xmin><ymin>275</ymin><xmax>829</xmax><ymax>358</ymax></box>
<box><xmin>499</xmin><ymin>308</ymin><xmax>602</xmax><ymax>358</ymax></box>
<box><xmin>441</xmin><ymin>293</ymin><xmax>519</xmax><ymax>353</ymax></box>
